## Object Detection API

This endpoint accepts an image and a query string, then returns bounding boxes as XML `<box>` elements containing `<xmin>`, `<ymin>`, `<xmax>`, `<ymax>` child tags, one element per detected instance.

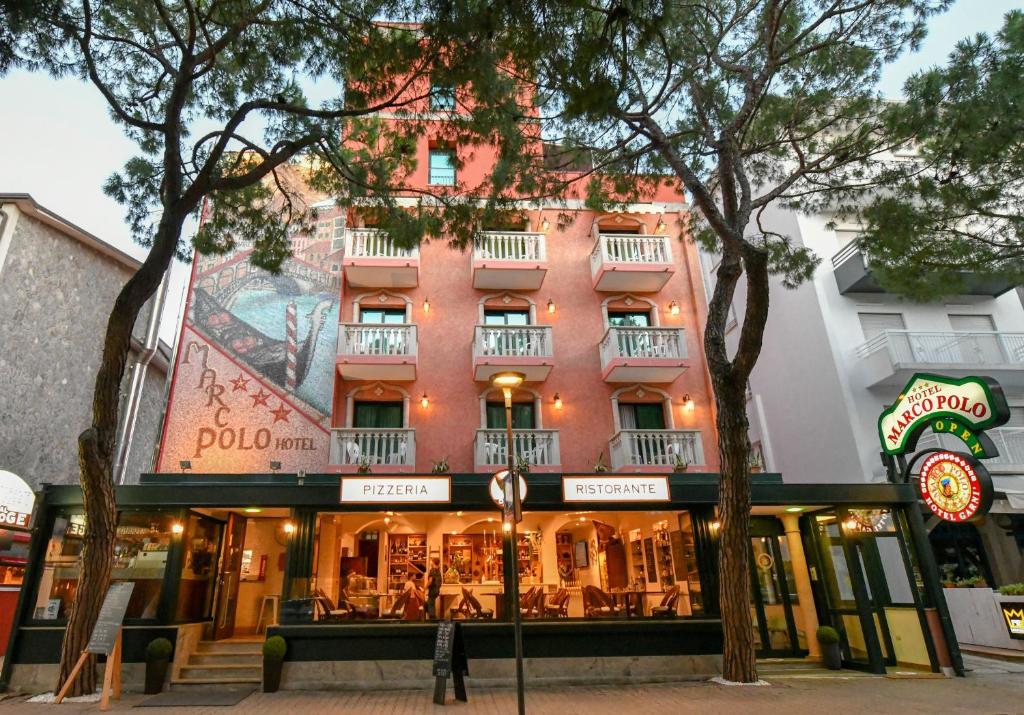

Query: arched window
<box><xmin>352</xmin><ymin>291</ymin><xmax>413</xmax><ymax>323</ymax></box>
<box><xmin>478</xmin><ymin>292</ymin><xmax>537</xmax><ymax>325</ymax></box>
<box><xmin>344</xmin><ymin>382</ymin><xmax>411</xmax><ymax>428</ymax></box>
<box><xmin>609</xmin><ymin>384</ymin><xmax>675</xmax><ymax>432</ymax></box>
<box><xmin>478</xmin><ymin>386</ymin><xmax>544</xmax><ymax>429</ymax></box>
<box><xmin>601</xmin><ymin>294</ymin><xmax>660</xmax><ymax>329</ymax></box>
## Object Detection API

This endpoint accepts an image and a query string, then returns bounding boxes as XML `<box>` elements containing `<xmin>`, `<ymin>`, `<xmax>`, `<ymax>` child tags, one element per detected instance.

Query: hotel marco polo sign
<box><xmin>878</xmin><ymin>374</ymin><xmax>1010</xmax><ymax>522</ymax></box>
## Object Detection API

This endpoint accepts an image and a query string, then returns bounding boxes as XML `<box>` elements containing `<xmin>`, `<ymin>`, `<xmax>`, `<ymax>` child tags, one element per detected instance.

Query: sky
<box><xmin>0</xmin><ymin>0</ymin><xmax>1018</xmax><ymax>345</ymax></box>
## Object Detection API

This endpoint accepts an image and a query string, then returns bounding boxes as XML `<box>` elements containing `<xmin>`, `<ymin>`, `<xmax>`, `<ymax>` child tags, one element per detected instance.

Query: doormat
<box><xmin>136</xmin><ymin>687</ymin><xmax>255</xmax><ymax>707</ymax></box>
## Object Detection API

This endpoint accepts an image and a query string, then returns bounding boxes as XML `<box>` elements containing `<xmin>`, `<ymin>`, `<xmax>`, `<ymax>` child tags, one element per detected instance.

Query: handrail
<box><xmin>917</xmin><ymin>426</ymin><xmax>1024</xmax><ymax>466</ymax></box>
<box><xmin>330</xmin><ymin>428</ymin><xmax>416</xmax><ymax>466</ymax></box>
<box><xmin>474</xmin><ymin>231</ymin><xmax>547</xmax><ymax>262</ymax></box>
<box><xmin>856</xmin><ymin>329</ymin><xmax>1024</xmax><ymax>364</ymax></box>
<box><xmin>338</xmin><ymin>323</ymin><xmax>417</xmax><ymax>357</ymax></box>
<box><xmin>600</xmin><ymin>326</ymin><xmax>687</xmax><ymax>363</ymax></box>
<box><xmin>473</xmin><ymin>325</ymin><xmax>554</xmax><ymax>358</ymax></box>
<box><xmin>608</xmin><ymin>429</ymin><xmax>703</xmax><ymax>469</ymax></box>
<box><xmin>345</xmin><ymin>228</ymin><xmax>418</xmax><ymax>259</ymax></box>
<box><xmin>590</xmin><ymin>233</ymin><xmax>672</xmax><ymax>273</ymax></box>
<box><xmin>831</xmin><ymin>241</ymin><xmax>863</xmax><ymax>268</ymax></box>
<box><xmin>475</xmin><ymin>429</ymin><xmax>560</xmax><ymax>466</ymax></box>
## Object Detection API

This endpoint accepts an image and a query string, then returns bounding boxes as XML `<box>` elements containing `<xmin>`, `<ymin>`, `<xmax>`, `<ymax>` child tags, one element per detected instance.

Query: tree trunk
<box><xmin>55</xmin><ymin>213</ymin><xmax>183</xmax><ymax>696</ymax></box>
<box><xmin>712</xmin><ymin>373</ymin><xmax>758</xmax><ymax>683</ymax></box>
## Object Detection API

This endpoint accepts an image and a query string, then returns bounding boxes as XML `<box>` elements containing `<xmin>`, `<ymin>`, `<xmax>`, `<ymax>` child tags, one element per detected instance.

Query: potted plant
<box><xmin>593</xmin><ymin>452</ymin><xmax>609</xmax><ymax>473</ymax></box>
<box><xmin>431</xmin><ymin>456</ymin><xmax>449</xmax><ymax>474</ymax></box>
<box><xmin>671</xmin><ymin>453</ymin><xmax>690</xmax><ymax>473</ymax></box>
<box><xmin>515</xmin><ymin>455</ymin><xmax>531</xmax><ymax>475</ymax></box>
<box><xmin>999</xmin><ymin>583</ymin><xmax>1024</xmax><ymax>596</ymax></box>
<box><xmin>144</xmin><ymin>637</ymin><xmax>173</xmax><ymax>694</ymax></box>
<box><xmin>262</xmin><ymin>635</ymin><xmax>287</xmax><ymax>693</ymax></box>
<box><xmin>816</xmin><ymin>626</ymin><xmax>842</xmax><ymax>670</ymax></box>
<box><xmin>356</xmin><ymin>457</ymin><xmax>372</xmax><ymax>474</ymax></box>
<box><xmin>748</xmin><ymin>451</ymin><xmax>764</xmax><ymax>474</ymax></box>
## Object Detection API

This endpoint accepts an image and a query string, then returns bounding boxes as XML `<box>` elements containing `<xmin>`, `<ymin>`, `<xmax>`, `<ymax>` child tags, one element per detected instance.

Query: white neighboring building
<box><xmin>700</xmin><ymin>201</ymin><xmax>1024</xmax><ymax>586</ymax></box>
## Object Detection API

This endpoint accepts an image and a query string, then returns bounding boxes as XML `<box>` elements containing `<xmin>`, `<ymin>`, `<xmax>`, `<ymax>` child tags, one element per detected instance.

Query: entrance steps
<box><xmin>172</xmin><ymin>639</ymin><xmax>262</xmax><ymax>686</ymax></box>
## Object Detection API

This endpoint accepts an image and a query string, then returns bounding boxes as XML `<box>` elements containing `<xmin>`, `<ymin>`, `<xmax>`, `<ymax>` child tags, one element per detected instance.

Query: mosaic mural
<box><xmin>157</xmin><ymin>217</ymin><xmax>342</xmax><ymax>473</ymax></box>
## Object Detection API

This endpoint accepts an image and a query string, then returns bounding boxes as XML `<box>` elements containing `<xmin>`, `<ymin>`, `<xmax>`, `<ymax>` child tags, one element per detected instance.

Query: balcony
<box><xmin>918</xmin><ymin>427</ymin><xmax>1024</xmax><ymax>473</ymax></box>
<box><xmin>475</xmin><ymin>429</ymin><xmax>561</xmax><ymax>472</ymax></box>
<box><xmin>342</xmin><ymin>228</ymin><xmax>419</xmax><ymax>288</ymax></box>
<box><xmin>472</xmin><ymin>325</ymin><xmax>554</xmax><ymax>382</ymax></box>
<box><xmin>472</xmin><ymin>231</ymin><xmax>548</xmax><ymax>290</ymax></box>
<box><xmin>600</xmin><ymin>327</ymin><xmax>688</xmax><ymax>383</ymax></box>
<box><xmin>336</xmin><ymin>323</ymin><xmax>417</xmax><ymax>381</ymax></box>
<box><xmin>590</xmin><ymin>232</ymin><xmax>674</xmax><ymax>292</ymax></box>
<box><xmin>609</xmin><ymin>430</ymin><xmax>704</xmax><ymax>472</ymax></box>
<box><xmin>832</xmin><ymin>243</ymin><xmax>1016</xmax><ymax>297</ymax></box>
<box><xmin>330</xmin><ymin>428</ymin><xmax>416</xmax><ymax>472</ymax></box>
<box><xmin>856</xmin><ymin>330</ymin><xmax>1024</xmax><ymax>389</ymax></box>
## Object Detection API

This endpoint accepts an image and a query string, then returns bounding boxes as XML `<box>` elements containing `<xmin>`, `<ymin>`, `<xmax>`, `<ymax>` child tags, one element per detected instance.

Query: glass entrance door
<box><xmin>749</xmin><ymin>519</ymin><xmax>804</xmax><ymax>657</ymax></box>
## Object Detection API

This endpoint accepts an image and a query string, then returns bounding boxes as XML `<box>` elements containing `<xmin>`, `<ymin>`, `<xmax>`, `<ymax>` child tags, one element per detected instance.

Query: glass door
<box><xmin>749</xmin><ymin>519</ymin><xmax>803</xmax><ymax>657</ymax></box>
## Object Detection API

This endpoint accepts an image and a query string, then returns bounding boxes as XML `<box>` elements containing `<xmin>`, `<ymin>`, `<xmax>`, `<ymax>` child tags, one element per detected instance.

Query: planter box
<box><xmin>944</xmin><ymin>588</ymin><xmax>1024</xmax><ymax>651</ymax></box>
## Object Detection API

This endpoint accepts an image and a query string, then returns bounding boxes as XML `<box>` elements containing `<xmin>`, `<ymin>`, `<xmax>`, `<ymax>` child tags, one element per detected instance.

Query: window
<box><xmin>486</xmin><ymin>402</ymin><xmax>536</xmax><ymax>429</ymax></box>
<box><xmin>858</xmin><ymin>312</ymin><xmax>905</xmax><ymax>340</ymax></box>
<box><xmin>618</xmin><ymin>403</ymin><xmax>666</xmax><ymax>430</ymax></box>
<box><xmin>354</xmin><ymin>401</ymin><xmax>404</xmax><ymax>429</ymax></box>
<box><xmin>430</xmin><ymin>83</ymin><xmax>456</xmax><ymax>110</ymax></box>
<box><xmin>608</xmin><ymin>311</ymin><xmax>651</xmax><ymax>328</ymax></box>
<box><xmin>176</xmin><ymin>513</ymin><xmax>223</xmax><ymax>621</ymax></box>
<box><xmin>359</xmin><ymin>308</ymin><xmax>406</xmax><ymax>324</ymax></box>
<box><xmin>484</xmin><ymin>310</ymin><xmax>530</xmax><ymax>326</ymax></box>
<box><xmin>0</xmin><ymin>529</ymin><xmax>29</xmax><ymax>587</ymax></box>
<box><xmin>428</xmin><ymin>149</ymin><xmax>456</xmax><ymax>186</ymax></box>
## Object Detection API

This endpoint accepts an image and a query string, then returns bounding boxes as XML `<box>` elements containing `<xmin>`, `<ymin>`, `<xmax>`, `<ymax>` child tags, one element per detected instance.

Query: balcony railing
<box><xmin>337</xmin><ymin>324</ymin><xmax>417</xmax><ymax>357</ymax></box>
<box><xmin>856</xmin><ymin>330</ymin><xmax>1024</xmax><ymax>366</ymax></box>
<box><xmin>330</xmin><ymin>428</ymin><xmax>415</xmax><ymax>467</ymax></box>
<box><xmin>474</xmin><ymin>231</ymin><xmax>546</xmax><ymax>262</ymax></box>
<box><xmin>344</xmin><ymin>228</ymin><xmax>418</xmax><ymax>260</ymax></box>
<box><xmin>918</xmin><ymin>427</ymin><xmax>1024</xmax><ymax>468</ymax></box>
<box><xmin>601</xmin><ymin>327</ymin><xmax>687</xmax><ymax>363</ymax></box>
<box><xmin>475</xmin><ymin>429</ymin><xmax>561</xmax><ymax>467</ymax></box>
<box><xmin>590</xmin><ymin>233</ymin><xmax>672</xmax><ymax>272</ymax></box>
<box><xmin>473</xmin><ymin>325</ymin><xmax>554</xmax><ymax>359</ymax></box>
<box><xmin>609</xmin><ymin>430</ymin><xmax>703</xmax><ymax>470</ymax></box>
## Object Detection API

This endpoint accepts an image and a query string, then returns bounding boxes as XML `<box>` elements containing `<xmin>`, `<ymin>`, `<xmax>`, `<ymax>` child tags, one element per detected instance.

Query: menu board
<box><xmin>432</xmin><ymin>620</ymin><xmax>468</xmax><ymax>705</ymax></box>
<box><xmin>86</xmin><ymin>582</ymin><xmax>135</xmax><ymax>655</ymax></box>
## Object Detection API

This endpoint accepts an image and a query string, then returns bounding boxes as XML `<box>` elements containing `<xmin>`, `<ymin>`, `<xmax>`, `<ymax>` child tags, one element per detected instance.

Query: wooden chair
<box><xmin>583</xmin><ymin>586</ymin><xmax>622</xmax><ymax>618</ymax></box>
<box><xmin>380</xmin><ymin>589</ymin><xmax>411</xmax><ymax>620</ymax></box>
<box><xmin>521</xmin><ymin>588</ymin><xmax>544</xmax><ymax>618</ymax></box>
<box><xmin>462</xmin><ymin>587</ymin><xmax>494</xmax><ymax>619</ymax></box>
<box><xmin>544</xmin><ymin>588</ymin><xmax>570</xmax><ymax>618</ymax></box>
<box><xmin>651</xmin><ymin>585</ymin><xmax>680</xmax><ymax>617</ymax></box>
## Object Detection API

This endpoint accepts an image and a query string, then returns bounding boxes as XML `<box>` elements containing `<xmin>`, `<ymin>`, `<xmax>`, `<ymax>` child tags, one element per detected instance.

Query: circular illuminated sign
<box><xmin>0</xmin><ymin>470</ymin><xmax>35</xmax><ymax>530</ymax></box>
<box><xmin>918</xmin><ymin>451</ymin><xmax>993</xmax><ymax>522</ymax></box>
<box><xmin>489</xmin><ymin>470</ymin><xmax>528</xmax><ymax>508</ymax></box>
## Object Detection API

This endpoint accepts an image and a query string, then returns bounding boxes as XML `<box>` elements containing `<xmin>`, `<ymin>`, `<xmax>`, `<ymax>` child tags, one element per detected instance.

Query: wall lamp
<box><xmin>269</xmin><ymin>460</ymin><xmax>282</xmax><ymax>474</ymax></box>
<box><xmin>423</xmin><ymin>297</ymin><xmax>430</xmax><ymax>313</ymax></box>
<box><xmin>283</xmin><ymin>521</ymin><xmax>297</xmax><ymax>536</ymax></box>
<box><xmin>669</xmin><ymin>300</ymin><xmax>680</xmax><ymax>316</ymax></box>
<box><xmin>421</xmin><ymin>393</ymin><xmax>430</xmax><ymax>408</ymax></box>
<box><xmin>179</xmin><ymin>460</ymin><xmax>192</xmax><ymax>472</ymax></box>
<box><xmin>553</xmin><ymin>393</ymin><xmax>563</xmax><ymax>410</ymax></box>
<box><xmin>547</xmin><ymin>299</ymin><xmax>556</xmax><ymax>314</ymax></box>
<box><xmin>682</xmin><ymin>394</ymin><xmax>695</xmax><ymax>412</ymax></box>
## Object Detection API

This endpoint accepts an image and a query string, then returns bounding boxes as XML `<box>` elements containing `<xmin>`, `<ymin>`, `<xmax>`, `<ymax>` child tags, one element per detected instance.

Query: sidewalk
<box><xmin>3</xmin><ymin>663</ymin><xmax>1024</xmax><ymax>715</ymax></box>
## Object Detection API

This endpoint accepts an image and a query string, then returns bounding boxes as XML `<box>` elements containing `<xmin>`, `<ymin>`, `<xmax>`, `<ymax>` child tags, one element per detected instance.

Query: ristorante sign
<box><xmin>878</xmin><ymin>374</ymin><xmax>1010</xmax><ymax>456</ymax></box>
<box><xmin>340</xmin><ymin>476</ymin><xmax>451</xmax><ymax>504</ymax></box>
<box><xmin>562</xmin><ymin>476</ymin><xmax>670</xmax><ymax>502</ymax></box>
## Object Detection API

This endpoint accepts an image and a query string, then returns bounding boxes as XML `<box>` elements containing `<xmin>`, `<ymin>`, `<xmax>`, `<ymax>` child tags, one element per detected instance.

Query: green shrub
<box><xmin>145</xmin><ymin>637</ymin><xmax>173</xmax><ymax>662</ymax></box>
<box><xmin>816</xmin><ymin>626</ymin><xmax>840</xmax><ymax>645</ymax></box>
<box><xmin>1000</xmin><ymin>582</ymin><xmax>1024</xmax><ymax>596</ymax></box>
<box><xmin>263</xmin><ymin>635</ymin><xmax>287</xmax><ymax>660</ymax></box>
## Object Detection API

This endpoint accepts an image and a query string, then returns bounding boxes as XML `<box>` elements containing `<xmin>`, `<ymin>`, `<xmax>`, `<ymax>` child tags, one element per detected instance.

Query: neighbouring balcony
<box><xmin>856</xmin><ymin>330</ymin><xmax>1024</xmax><ymax>389</ymax></box>
<box><xmin>832</xmin><ymin>243</ymin><xmax>1016</xmax><ymax>297</ymax></box>
<box><xmin>342</xmin><ymin>228</ymin><xmax>419</xmax><ymax>288</ymax></box>
<box><xmin>336</xmin><ymin>323</ymin><xmax>417</xmax><ymax>381</ymax></box>
<box><xmin>918</xmin><ymin>427</ymin><xmax>1024</xmax><ymax>473</ymax></box>
<box><xmin>600</xmin><ymin>326</ymin><xmax>688</xmax><ymax>383</ymax></box>
<box><xmin>472</xmin><ymin>325</ymin><xmax>554</xmax><ymax>382</ymax></box>
<box><xmin>330</xmin><ymin>428</ymin><xmax>416</xmax><ymax>471</ymax></box>
<box><xmin>590</xmin><ymin>232</ymin><xmax>674</xmax><ymax>292</ymax></box>
<box><xmin>609</xmin><ymin>430</ymin><xmax>704</xmax><ymax>472</ymax></box>
<box><xmin>475</xmin><ymin>429</ymin><xmax>561</xmax><ymax>471</ymax></box>
<box><xmin>472</xmin><ymin>231</ymin><xmax>548</xmax><ymax>290</ymax></box>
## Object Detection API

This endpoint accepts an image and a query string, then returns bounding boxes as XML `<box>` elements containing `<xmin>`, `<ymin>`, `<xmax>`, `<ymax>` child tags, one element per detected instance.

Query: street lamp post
<box><xmin>492</xmin><ymin>371</ymin><xmax>526</xmax><ymax>715</ymax></box>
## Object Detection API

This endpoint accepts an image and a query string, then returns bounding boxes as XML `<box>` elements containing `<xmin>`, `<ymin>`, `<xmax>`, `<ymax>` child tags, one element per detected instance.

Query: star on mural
<box><xmin>250</xmin><ymin>389</ymin><xmax>271</xmax><ymax>408</ymax></box>
<box><xmin>230</xmin><ymin>373</ymin><xmax>251</xmax><ymax>392</ymax></box>
<box><xmin>270</xmin><ymin>403</ymin><xmax>292</xmax><ymax>423</ymax></box>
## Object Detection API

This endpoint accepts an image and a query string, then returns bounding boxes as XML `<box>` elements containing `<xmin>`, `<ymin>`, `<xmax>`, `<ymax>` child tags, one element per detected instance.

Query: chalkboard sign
<box><xmin>87</xmin><ymin>582</ymin><xmax>135</xmax><ymax>655</ymax></box>
<box><xmin>432</xmin><ymin>620</ymin><xmax>468</xmax><ymax>705</ymax></box>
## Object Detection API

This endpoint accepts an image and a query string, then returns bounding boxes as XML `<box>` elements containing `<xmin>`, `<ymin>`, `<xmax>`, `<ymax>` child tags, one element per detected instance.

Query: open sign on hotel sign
<box><xmin>0</xmin><ymin>470</ymin><xmax>35</xmax><ymax>529</ymax></box>
<box><xmin>878</xmin><ymin>374</ymin><xmax>1009</xmax><ymax>456</ymax></box>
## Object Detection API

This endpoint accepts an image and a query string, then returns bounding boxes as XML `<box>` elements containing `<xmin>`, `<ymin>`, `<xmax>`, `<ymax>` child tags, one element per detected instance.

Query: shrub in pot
<box><xmin>816</xmin><ymin>626</ymin><xmax>842</xmax><ymax>670</ymax></box>
<box><xmin>144</xmin><ymin>637</ymin><xmax>173</xmax><ymax>694</ymax></box>
<box><xmin>263</xmin><ymin>635</ymin><xmax>287</xmax><ymax>693</ymax></box>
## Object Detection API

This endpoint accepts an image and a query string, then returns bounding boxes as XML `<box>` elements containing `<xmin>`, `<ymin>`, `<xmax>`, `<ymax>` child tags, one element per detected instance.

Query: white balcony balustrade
<box><xmin>917</xmin><ymin>428</ymin><xmax>1024</xmax><ymax>471</ymax></box>
<box><xmin>475</xmin><ymin>429</ymin><xmax>561</xmax><ymax>469</ymax></box>
<box><xmin>330</xmin><ymin>428</ymin><xmax>416</xmax><ymax>470</ymax></box>
<box><xmin>336</xmin><ymin>323</ymin><xmax>418</xmax><ymax>381</ymax></box>
<box><xmin>609</xmin><ymin>430</ymin><xmax>704</xmax><ymax>471</ymax></box>
<box><xmin>472</xmin><ymin>325</ymin><xmax>554</xmax><ymax>382</ymax></box>
<box><xmin>856</xmin><ymin>330</ymin><xmax>1024</xmax><ymax>388</ymax></box>
<box><xmin>599</xmin><ymin>326</ymin><xmax>688</xmax><ymax>383</ymax></box>
<box><xmin>590</xmin><ymin>232</ymin><xmax>674</xmax><ymax>292</ymax></box>
<box><xmin>472</xmin><ymin>231</ymin><xmax>548</xmax><ymax>290</ymax></box>
<box><xmin>342</xmin><ymin>228</ymin><xmax>419</xmax><ymax>287</ymax></box>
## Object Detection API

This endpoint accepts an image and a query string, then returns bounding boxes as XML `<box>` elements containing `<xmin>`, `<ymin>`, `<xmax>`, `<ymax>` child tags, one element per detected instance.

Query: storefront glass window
<box><xmin>0</xmin><ymin>528</ymin><xmax>30</xmax><ymax>586</ymax></box>
<box><xmin>33</xmin><ymin>511</ymin><xmax>174</xmax><ymax>621</ymax></box>
<box><xmin>176</xmin><ymin>513</ymin><xmax>223</xmax><ymax>621</ymax></box>
<box><xmin>876</xmin><ymin>537</ymin><xmax>914</xmax><ymax>605</ymax></box>
<box><xmin>302</xmin><ymin>510</ymin><xmax>706</xmax><ymax>624</ymax></box>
